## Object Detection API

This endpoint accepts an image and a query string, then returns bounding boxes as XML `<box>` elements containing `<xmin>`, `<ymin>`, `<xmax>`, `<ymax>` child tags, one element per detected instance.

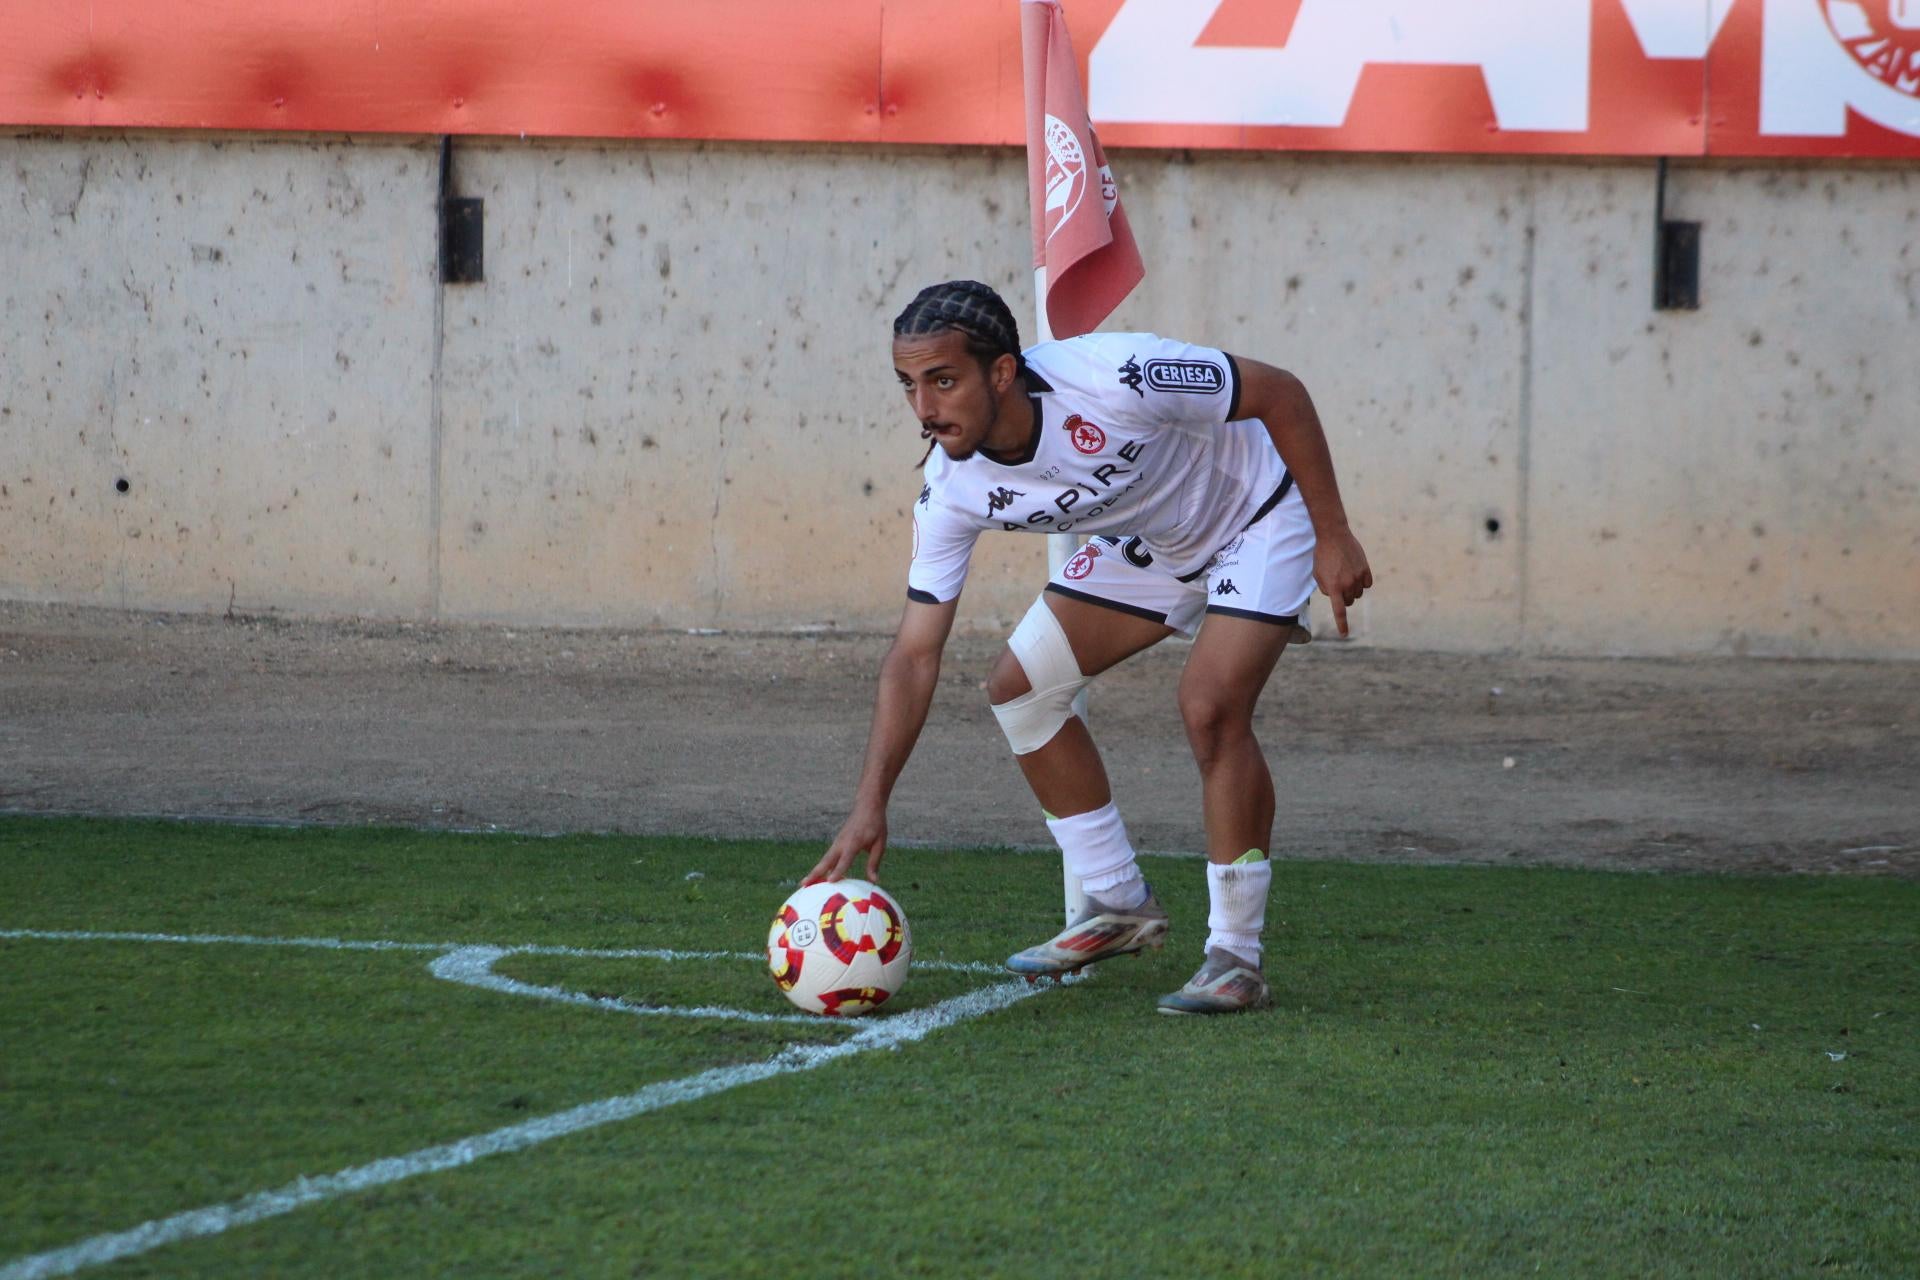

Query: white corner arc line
<box><xmin>0</xmin><ymin>979</ymin><xmax>1045</xmax><ymax>1280</ymax></box>
<box><xmin>429</xmin><ymin>946</ymin><xmax>836</xmax><ymax>1027</ymax></box>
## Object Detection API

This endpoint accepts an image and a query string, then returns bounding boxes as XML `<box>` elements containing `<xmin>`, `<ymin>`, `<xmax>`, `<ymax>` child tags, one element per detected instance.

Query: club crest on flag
<box><xmin>1043</xmin><ymin>114</ymin><xmax>1086</xmax><ymax>241</ymax></box>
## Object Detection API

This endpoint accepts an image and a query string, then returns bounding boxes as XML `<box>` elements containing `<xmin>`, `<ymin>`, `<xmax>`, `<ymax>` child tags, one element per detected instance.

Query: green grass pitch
<box><xmin>2</xmin><ymin>816</ymin><xmax>1915</xmax><ymax>1277</ymax></box>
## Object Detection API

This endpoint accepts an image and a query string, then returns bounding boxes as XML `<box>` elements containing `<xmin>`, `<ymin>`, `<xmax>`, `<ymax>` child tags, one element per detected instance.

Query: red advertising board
<box><xmin>1</xmin><ymin>0</ymin><xmax>1916</xmax><ymax>157</ymax></box>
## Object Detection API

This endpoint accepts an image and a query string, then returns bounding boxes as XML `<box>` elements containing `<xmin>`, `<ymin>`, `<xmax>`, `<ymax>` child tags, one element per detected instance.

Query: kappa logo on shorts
<box><xmin>1117</xmin><ymin>355</ymin><xmax>1145</xmax><ymax>397</ymax></box>
<box><xmin>985</xmin><ymin>486</ymin><xmax>1027</xmax><ymax>517</ymax></box>
<box><xmin>1145</xmin><ymin>359</ymin><xmax>1226</xmax><ymax>395</ymax></box>
<box><xmin>1063</xmin><ymin>414</ymin><xmax>1107</xmax><ymax>455</ymax></box>
<box><xmin>1063</xmin><ymin>543</ymin><xmax>1102</xmax><ymax>581</ymax></box>
<box><xmin>1822</xmin><ymin>1</ymin><xmax>1920</xmax><ymax>96</ymax></box>
<box><xmin>1213</xmin><ymin>580</ymin><xmax>1241</xmax><ymax>597</ymax></box>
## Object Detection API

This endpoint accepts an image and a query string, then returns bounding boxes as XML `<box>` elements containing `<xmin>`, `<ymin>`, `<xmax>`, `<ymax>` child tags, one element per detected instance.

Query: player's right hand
<box><xmin>1313</xmin><ymin>527</ymin><xmax>1374</xmax><ymax>638</ymax></box>
<box><xmin>803</xmin><ymin>805</ymin><xmax>888</xmax><ymax>885</ymax></box>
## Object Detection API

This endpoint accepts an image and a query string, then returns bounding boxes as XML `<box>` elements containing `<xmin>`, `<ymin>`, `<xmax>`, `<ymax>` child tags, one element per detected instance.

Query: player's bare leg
<box><xmin>1176</xmin><ymin>612</ymin><xmax>1292</xmax><ymax>863</ymax></box>
<box><xmin>1157</xmin><ymin>611</ymin><xmax>1293</xmax><ymax>1013</ymax></box>
<box><xmin>989</xmin><ymin>591</ymin><xmax>1174</xmax><ymax>977</ymax></box>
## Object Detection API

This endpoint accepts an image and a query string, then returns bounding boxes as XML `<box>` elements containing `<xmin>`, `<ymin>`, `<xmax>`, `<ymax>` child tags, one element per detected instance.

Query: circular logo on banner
<box><xmin>1063</xmin><ymin>544</ymin><xmax>1101</xmax><ymax>581</ymax></box>
<box><xmin>1043</xmin><ymin>115</ymin><xmax>1086</xmax><ymax>242</ymax></box>
<box><xmin>1063</xmin><ymin>414</ymin><xmax>1107</xmax><ymax>455</ymax></box>
<box><xmin>1822</xmin><ymin>2</ymin><xmax>1920</xmax><ymax>97</ymax></box>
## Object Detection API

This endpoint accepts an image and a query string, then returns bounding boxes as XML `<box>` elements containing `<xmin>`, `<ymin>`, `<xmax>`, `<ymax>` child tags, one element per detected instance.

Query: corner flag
<box><xmin>1022</xmin><ymin>0</ymin><xmax>1144</xmax><ymax>340</ymax></box>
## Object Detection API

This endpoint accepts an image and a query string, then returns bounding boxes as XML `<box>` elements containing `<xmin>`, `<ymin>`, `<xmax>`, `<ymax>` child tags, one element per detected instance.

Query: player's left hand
<box><xmin>1314</xmin><ymin>529</ymin><xmax>1373</xmax><ymax>637</ymax></box>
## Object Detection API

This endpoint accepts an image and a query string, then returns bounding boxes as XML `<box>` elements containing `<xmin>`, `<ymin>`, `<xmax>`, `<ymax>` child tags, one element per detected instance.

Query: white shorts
<box><xmin>1044</xmin><ymin>479</ymin><xmax>1317</xmax><ymax>639</ymax></box>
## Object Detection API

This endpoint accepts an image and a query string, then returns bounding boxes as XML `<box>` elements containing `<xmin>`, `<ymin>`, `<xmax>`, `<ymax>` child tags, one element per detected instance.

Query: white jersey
<box><xmin>907</xmin><ymin>332</ymin><xmax>1291</xmax><ymax>604</ymax></box>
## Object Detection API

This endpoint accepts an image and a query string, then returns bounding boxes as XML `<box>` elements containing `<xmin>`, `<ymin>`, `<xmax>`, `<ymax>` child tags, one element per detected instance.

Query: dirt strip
<box><xmin>1</xmin><ymin>602</ymin><xmax>1914</xmax><ymax>877</ymax></box>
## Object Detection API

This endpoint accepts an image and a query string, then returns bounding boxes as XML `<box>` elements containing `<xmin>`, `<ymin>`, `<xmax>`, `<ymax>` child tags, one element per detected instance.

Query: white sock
<box><xmin>1205</xmin><ymin>857</ymin><xmax>1272</xmax><ymax>964</ymax></box>
<box><xmin>1046</xmin><ymin>803</ymin><xmax>1146</xmax><ymax>908</ymax></box>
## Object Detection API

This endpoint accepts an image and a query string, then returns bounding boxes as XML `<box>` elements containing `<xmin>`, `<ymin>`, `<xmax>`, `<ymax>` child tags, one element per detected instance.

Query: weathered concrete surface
<box><xmin>1527</xmin><ymin>166</ymin><xmax>1920</xmax><ymax>658</ymax></box>
<box><xmin>3</xmin><ymin>134</ymin><xmax>1916</xmax><ymax>657</ymax></box>
<box><xmin>1</xmin><ymin>136</ymin><xmax>440</xmax><ymax>617</ymax></box>
<box><xmin>433</xmin><ymin>143</ymin><xmax>1051</xmax><ymax>630</ymax></box>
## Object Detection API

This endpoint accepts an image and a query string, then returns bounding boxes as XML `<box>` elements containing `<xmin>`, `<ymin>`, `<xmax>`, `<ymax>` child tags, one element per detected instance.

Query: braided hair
<box><xmin>893</xmin><ymin>281</ymin><xmax>1026</xmax><ymax>466</ymax></box>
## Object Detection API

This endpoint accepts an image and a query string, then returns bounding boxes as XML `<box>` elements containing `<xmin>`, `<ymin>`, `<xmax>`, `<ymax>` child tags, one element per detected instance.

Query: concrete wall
<box><xmin>1</xmin><ymin>138</ymin><xmax>440</xmax><ymax>617</ymax></box>
<box><xmin>3</xmin><ymin>133</ymin><xmax>1915</xmax><ymax>657</ymax></box>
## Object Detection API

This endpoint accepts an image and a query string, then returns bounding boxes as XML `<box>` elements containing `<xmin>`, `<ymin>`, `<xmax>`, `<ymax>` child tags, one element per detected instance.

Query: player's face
<box><xmin>893</xmin><ymin>331</ymin><xmax>1004</xmax><ymax>461</ymax></box>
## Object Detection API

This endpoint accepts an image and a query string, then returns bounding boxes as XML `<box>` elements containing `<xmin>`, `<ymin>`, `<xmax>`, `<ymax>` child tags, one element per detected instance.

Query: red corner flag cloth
<box><xmin>1021</xmin><ymin>0</ymin><xmax>1145</xmax><ymax>339</ymax></box>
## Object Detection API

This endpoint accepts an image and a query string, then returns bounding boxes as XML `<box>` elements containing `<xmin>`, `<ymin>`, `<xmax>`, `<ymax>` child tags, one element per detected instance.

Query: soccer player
<box><xmin>804</xmin><ymin>280</ymin><xmax>1372</xmax><ymax>1014</ymax></box>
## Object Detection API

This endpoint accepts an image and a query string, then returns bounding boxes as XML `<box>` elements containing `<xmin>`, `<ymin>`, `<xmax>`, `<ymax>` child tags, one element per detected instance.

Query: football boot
<box><xmin>1005</xmin><ymin>886</ymin><xmax>1169</xmax><ymax>979</ymax></box>
<box><xmin>1155</xmin><ymin>947</ymin><xmax>1271</xmax><ymax>1015</ymax></box>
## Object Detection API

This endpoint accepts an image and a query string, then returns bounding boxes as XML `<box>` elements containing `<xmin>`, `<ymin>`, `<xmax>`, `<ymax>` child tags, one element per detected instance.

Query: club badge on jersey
<box><xmin>1065</xmin><ymin>414</ymin><xmax>1106</xmax><ymax>454</ymax></box>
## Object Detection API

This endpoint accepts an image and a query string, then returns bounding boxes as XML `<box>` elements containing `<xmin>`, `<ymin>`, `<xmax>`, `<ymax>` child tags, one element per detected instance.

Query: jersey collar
<box><xmin>977</xmin><ymin>369</ymin><xmax>1053</xmax><ymax>468</ymax></box>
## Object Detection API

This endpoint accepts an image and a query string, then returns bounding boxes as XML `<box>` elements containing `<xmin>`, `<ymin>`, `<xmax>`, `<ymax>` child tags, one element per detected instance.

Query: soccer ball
<box><xmin>767</xmin><ymin>879</ymin><xmax>911</xmax><ymax>1016</ymax></box>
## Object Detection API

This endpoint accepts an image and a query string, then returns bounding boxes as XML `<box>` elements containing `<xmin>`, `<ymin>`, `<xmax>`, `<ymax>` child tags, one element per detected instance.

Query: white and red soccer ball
<box><xmin>767</xmin><ymin>880</ymin><xmax>911</xmax><ymax>1016</ymax></box>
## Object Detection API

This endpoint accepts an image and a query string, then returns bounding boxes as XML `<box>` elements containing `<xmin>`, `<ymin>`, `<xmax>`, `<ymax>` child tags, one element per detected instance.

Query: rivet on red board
<box><xmin>885</xmin><ymin>103</ymin><xmax>899</xmax><ymax>117</ymax></box>
<box><xmin>651</xmin><ymin>102</ymin><xmax>667</xmax><ymax>116</ymax></box>
<box><xmin>453</xmin><ymin>97</ymin><xmax>465</xmax><ymax>108</ymax></box>
<box><xmin>274</xmin><ymin>97</ymin><xmax>286</xmax><ymax>108</ymax></box>
<box><xmin>864</xmin><ymin>104</ymin><xmax>877</xmax><ymax>115</ymax></box>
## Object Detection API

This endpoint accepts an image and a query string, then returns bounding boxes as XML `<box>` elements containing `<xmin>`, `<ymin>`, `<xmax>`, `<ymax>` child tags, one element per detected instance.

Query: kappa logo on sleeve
<box><xmin>1144</xmin><ymin>359</ymin><xmax>1226</xmax><ymax>395</ymax></box>
<box><xmin>1117</xmin><ymin>355</ymin><xmax>1145</xmax><ymax>397</ymax></box>
<box><xmin>918</xmin><ymin>483</ymin><xmax>931</xmax><ymax>507</ymax></box>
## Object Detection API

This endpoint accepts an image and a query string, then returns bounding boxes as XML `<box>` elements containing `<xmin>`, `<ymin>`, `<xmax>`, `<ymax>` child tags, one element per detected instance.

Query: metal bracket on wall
<box><xmin>1653</xmin><ymin>157</ymin><xmax>1699</xmax><ymax>311</ymax></box>
<box><xmin>439</xmin><ymin>136</ymin><xmax>484</xmax><ymax>285</ymax></box>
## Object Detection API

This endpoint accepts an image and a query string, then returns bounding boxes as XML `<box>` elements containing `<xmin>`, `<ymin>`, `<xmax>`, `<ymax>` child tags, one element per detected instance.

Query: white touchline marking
<box><xmin>0</xmin><ymin>978</ymin><xmax>1044</xmax><ymax>1280</ymax></box>
<box><xmin>429</xmin><ymin>946</ymin><xmax>831</xmax><ymax>1026</ymax></box>
<box><xmin>0</xmin><ymin>929</ymin><xmax>1004</xmax><ymax>974</ymax></box>
<box><xmin>0</xmin><ymin>928</ymin><xmax>447</xmax><ymax>953</ymax></box>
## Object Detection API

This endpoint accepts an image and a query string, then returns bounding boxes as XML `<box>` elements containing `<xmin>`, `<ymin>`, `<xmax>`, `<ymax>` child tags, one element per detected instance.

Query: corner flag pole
<box><xmin>1025</xmin><ymin>4</ymin><xmax>1084</xmax><ymax>928</ymax></box>
<box><xmin>1024</xmin><ymin>0</ymin><xmax>1143</xmax><ymax>925</ymax></box>
<box><xmin>1034</xmin><ymin>269</ymin><xmax>1091</xmax><ymax>927</ymax></box>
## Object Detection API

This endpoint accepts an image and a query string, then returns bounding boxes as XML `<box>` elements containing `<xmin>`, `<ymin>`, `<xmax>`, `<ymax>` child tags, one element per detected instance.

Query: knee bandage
<box><xmin>991</xmin><ymin>597</ymin><xmax>1090</xmax><ymax>755</ymax></box>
